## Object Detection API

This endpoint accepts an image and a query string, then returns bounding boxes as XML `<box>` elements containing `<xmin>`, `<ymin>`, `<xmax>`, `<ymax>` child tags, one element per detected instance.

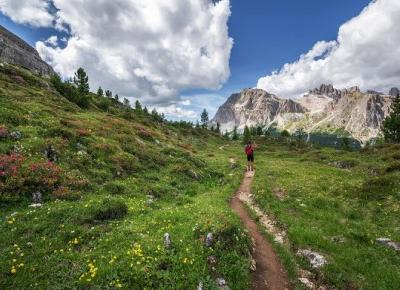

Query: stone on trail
<box><xmin>298</xmin><ymin>277</ymin><xmax>315</xmax><ymax>289</ymax></box>
<box><xmin>250</xmin><ymin>258</ymin><xmax>257</xmax><ymax>271</ymax></box>
<box><xmin>297</xmin><ymin>249</ymin><xmax>327</xmax><ymax>268</ymax></box>
<box><xmin>163</xmin><ymin>233</ymin><xmax>171</xmax><ymax>249</ymax></box>
<box><xmin>376</xmin><ymin>238</ymin><xmax>400</xmax><ymax>251</ymax></box>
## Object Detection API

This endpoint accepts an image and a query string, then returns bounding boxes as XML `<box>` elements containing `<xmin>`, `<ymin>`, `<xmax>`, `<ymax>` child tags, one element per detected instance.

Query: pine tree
<box><xmin>195</xmin><ymin>120</ymin><xmax>200</xmax><ymax>128</ymax></box>
<box><xmin>114</xmin><ymin>94</ymin><xmax>119</xmax><ymax>102</ymax></box>
<box><xmin>383</xmin><ymin>94</ymin><xmax>400</xmax><ymax>143</ymax></box>
<box><xmin>97</xmin><ymin>86</ymin><xmax>104</xmax><ymax>98</ymax></box>
<box><xmin>123</xmin><ymin>98</ymin><xmax>130</xmax><ymax>107</ymax></box>
<box><xmin>216</xmin><ymin>123</ymin><xmax>221</xmax><ymax>134</ymax></box>
<box><xmin>151</xmin><ymin>108</ymin><xmax>158</xmax><ymax>116</ymax></box>
<box><xmin>232</xmin><ymin>126</ymin><xmax>239</xmax><ymax>140</ymax></box>
<box><xmin>224</xmin><ymin>130</ymin><xmax>229</xmax><ymax>139</ymax></box>
<box><xmin>143</xmin><ymin>107</ymin><xmax>149</xmax><ymax>115</ymax></box>
<box><xmin>200</xmin><ymin>109</ymin><xmax>209</xmax><ymax>128</ymax></box>
<box><xmin>73</xmin><ymin>68</ymin><xmax>89</xmax><ymax>94</ymax></box>
<box><xmin>256</xmin><ymin>126</ymin><xmax>263</xmax><ymax>136</ymax></box>
<box><xmin>243</xmin><ymin>125</ymin><xmax>251</xmax><ymax>144</ymax></box>
<box><xmin>105</xmin><ymin>90</ymin><xmax>112</xmax><ymax>98</ymax></box>
<box><xmin>135</xmin><ymin>100</ymin><xmax>143</xmax><ymax>112</ymax></box>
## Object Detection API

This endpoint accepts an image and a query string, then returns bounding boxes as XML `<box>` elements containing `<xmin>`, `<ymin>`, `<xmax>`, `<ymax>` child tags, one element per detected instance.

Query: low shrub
<box><xmin>0</xmin><ymin>153</ymin><xmax>25</xmax><ymax>201</ymax></box>
<box><xmin>52</xmin><ymin>186</ymin><xmax>82</xmax><ymax>201</ymax></box>
<box><xmin>104</xmin><ymin>181</ymin><xmax>128</xmax><ymax>195</ymax></box>
<box><xmin>91</xmin><ymin>198</ymin><xmax>128</xmax><ymax>221</ymax></box>
<box><xmin>385</xmin><ymin>161</ymin><xmax>400</xmax><ymax>173</ymax></box>
<box><xmin>357</xmin><ymin>175</ymin><xmax>396</xmax><ymax>201</ymax></box>
<box><xmin>25</xmin><ymin>161</ymin><xmax>63</xmax><ymax>193</ymax></box>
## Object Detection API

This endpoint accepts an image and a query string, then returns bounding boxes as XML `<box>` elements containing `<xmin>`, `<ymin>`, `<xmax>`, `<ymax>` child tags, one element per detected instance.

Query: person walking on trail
<box><xmin>244</xmin><ymin>141</ymin><xmax>254</xmax><ymax>172</ymax></box>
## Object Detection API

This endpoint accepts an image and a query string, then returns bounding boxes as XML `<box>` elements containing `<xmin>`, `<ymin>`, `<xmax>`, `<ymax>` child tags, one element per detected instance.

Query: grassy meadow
<box><xmin>1</xmin><ymin>63</ymin><xmax>400</xmax><ymax>289</ymax></box>
<box><xmin>252</xmin><ymin>140</ymin><xmax>400</xmax><ymax>289</ymax></box>
<box><xmin>0</xmin><ymin>64</ymin><xmax>251</xmax><ymax>289</ymax></box>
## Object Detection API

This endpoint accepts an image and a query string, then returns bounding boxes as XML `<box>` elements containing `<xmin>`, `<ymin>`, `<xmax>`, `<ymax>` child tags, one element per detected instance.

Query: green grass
<box><xmin>0</xmin><ymin>64</ymin><xmax>251</xmax><ymax>289</ymax></box>
<box><xmin>252</xmin><ymin>139</ymin><xmax>400</xmax><ymax>289</ymax></box>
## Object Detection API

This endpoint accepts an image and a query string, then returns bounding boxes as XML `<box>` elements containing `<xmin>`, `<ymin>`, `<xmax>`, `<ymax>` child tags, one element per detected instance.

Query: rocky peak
<box><xmin>0</xmin><ymin>25</ymin><xmax>54</xmax><ymax>76</ymax></box>
<box><xmin>389</xmin><ymin>87</ymin><xmax>400</xmax><ymax>96</ymax></box>
<box><xmin>309</xmin><ymin>84</ymin><xmax>343</xmax><ymax>100</ymax></box>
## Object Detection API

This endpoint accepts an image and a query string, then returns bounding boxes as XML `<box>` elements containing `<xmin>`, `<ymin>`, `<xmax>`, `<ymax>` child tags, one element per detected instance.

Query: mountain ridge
<box><xmin>211</xmin><ymin>85</ymin><xmax>396</xmax><ymax>143</ymax></box>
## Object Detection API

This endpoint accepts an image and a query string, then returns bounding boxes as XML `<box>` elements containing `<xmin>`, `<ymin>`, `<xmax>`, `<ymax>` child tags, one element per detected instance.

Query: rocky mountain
<box><xmin>211</xmin><ymin>85</ymin><xmax>395</xmax><ymax>143</ymax></box>
<box><xmin>0</xmin><ymin>25</ymin><xmax>54</xmax><ymax>76</ymax></box>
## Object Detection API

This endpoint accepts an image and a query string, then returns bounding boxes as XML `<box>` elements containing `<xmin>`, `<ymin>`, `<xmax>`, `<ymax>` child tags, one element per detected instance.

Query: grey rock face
<box><xmin>0</xmin><ymin>25</ymin><xmax>54</xmax><ymax>76</ymax></box>
<box><xmin>389</xmin><ymin>87</ymin><xmax>400</xmax><ymax>96</ymax></box>
<box><xmin>212</xmin><ymin>85</ymin><xmax>393</xmax><ymax>144</ymax></box>
<box><xmin>211</xmin><ymin>88</ymin><xmax>306</xmax><ymax>133</ymax></box>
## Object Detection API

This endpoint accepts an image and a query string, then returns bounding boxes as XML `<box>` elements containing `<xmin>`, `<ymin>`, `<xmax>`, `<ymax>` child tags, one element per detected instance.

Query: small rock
<box><xmin>9</xmin><ymin>131</ymin><xmax>22</xmax><ymax>140</ymax></box>
<box><xmin>146</xmin><ymin>195</ymin><xmax>155</xmax><ymax>206</ymax></box>
<box><xmin>376</xmin><ymin>238</ymin><xmax>400</xmax><ymax>251</ymax></box>
<box><xmin>330</xmin><ymin>236</ymin><xmax>346</xmax><ymax>244</ymax></box>
<box><xmin>197</xmin><ymin>282</ymin><xmax>204</xmax><ymax>290</ymax></box>
<box><xmin>29</xmin><ymin>203</ymin><xmax>43</xmax><ymax>208</ymax></box>
<box><xmin>32</xmin><ymin>191</ymin><xmax>42</xmax><ymax>204</ymax></box>
<box><xmin>250</xmin><ymin>258</ymin><xmax>256</xmax><ymax>271</ymax></box>
<box><xmin>45</xmin><ymin>145</ymin><xmax>58</xmax><ymax>162</ymax></box>
<box><xmin>188</xmin><ymin>169</ymin><xmax>199</xmax><ymax>180</ymax></box>
<box><xmin>164</xmin><ymin>233</ymin><xmax>171</xmax><ymax>249</ymax></box>
<box><xmin>207</xmin><ymin>255</ymin><xmax>217</xmax><ymax>267</ymax></box>
<box><xmin>298</xmin><ymin>277</ymin><xmax>315</xmax><ymax>289</ymax></box>
<box><xmin>215</xmin><ymin>278</ymin><xmax>230</xmax><ymax>290</ymax></box>
<box><xmin>297</xmin><ymin>249</ymin><xmax>327</xmax><ymax>268</ymax></box>
<box><xmin>205</xmin><ymin>233</ymin><xmax>213</xmax><ymax>247</ymax></box>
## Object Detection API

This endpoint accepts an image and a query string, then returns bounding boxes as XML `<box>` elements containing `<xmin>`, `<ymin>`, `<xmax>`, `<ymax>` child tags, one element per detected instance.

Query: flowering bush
<box><xmin>25</xmin><ymin>161</ymin><xmax>63</xmax><ymax>193</ymax></box>
<box><xmin>0</xmin><ymin>153</ymin><xmax>25</xmax><ymax>200</ymax></box>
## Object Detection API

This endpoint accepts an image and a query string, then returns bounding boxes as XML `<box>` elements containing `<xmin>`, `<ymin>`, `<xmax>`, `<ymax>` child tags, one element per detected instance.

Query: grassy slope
<box><xmin>0</xmin><ymin>65</ymin><xmax>251</xmax><ymax>289</ymax></box>
<box><xmin>252</xmin><ymin>140</ymin><xmax>400</xmax><ymax>289</ymax></box>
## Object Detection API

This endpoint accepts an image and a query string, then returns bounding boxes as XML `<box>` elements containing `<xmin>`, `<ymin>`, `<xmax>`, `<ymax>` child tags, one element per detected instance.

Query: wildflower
<box><xmin>10</xmin><ymin>266</ymin><xmax>17</xmax><ymax>274</ymax></box>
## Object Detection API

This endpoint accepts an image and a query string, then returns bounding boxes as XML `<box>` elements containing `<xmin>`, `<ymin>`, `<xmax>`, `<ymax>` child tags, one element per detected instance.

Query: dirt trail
<box><xmin>230</xmin><ymin>171</ymin><xmax>290</xmax><ymax>290</ymax></box>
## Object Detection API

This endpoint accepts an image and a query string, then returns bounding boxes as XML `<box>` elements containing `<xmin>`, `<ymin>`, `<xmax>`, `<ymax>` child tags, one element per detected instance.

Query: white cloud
<box><xmin>0</xmin><ymin>0</ymin><xmax>53</xmax><ymax>27</ymax></box>
<box><xmin>155</xmin><ymin>104</ymin><xmax>197</xmax><ymax>119</ymax></box>
<box><xmin>45</xmin><ymin>35</ymin><xmax>58</xmax><ymax>47</ymax></box>
<box><xmin>17</xmin><ymin>0</ymin><xmax>233</xmax><ymax>106</ymax></box>
<box><xmin>257</xmin><ymin>0</ymin><xmax>400</xmax><ymax>97</ymax></box>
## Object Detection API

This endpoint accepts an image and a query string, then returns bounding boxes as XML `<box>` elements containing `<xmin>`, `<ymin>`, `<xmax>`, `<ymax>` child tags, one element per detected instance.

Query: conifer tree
<box><xmin>73</xmin><ymin>67</ymin><xmax>89</xmax><ymax>94</ymax></box>
<box><xmin>383</xmin><ymin>94</ymin><xmax>400</xmax><ymax>143</ymax></box>
<box><xmin>232</xmin><ymin>126</ymin><xmax>239</xmax><ymax>140</ymax></box>
<box><xmin>135</xmin><ymin>100</ymin><xmax>143</xmax><ymax>112</ymax></box>
<box><xmin>243</xmin><ymin>125</ymin><xmax>251</xmax><ymax>144</ymax></box>
<box><xmin>105</xmin><ymin>90</ymin><xmax>112</xmax><ymax>98</ymax></box>
<box><xmin>97</xmin><ymin>86</ymin><xmax>104</xmax><ymax>98</ymax></box>
<box><xmin>123</xmin><ymin>98</ymin><xmax>130</xmax><ymax>107</ymax></box>
<box><xmin>200</xmin><ymin>109</ymin><xmax>209</xmax><ymax>128</ymax></box>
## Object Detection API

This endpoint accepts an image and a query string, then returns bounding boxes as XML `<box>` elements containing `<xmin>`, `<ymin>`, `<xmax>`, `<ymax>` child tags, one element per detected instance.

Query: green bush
<box><xmin>385</xmin><ymin>161</ymin><xmax>400</xmax><ymax>173</ymax></box>
<box><xmin>91</xmin><ymin>198</ymin><xmax>128</xmax><ymax>221</ymax></box>
<box><xmin>357</xmin><ymin>175</ymin><xmax>396</xmax><ymax>201</ymax></box>
<box><xmin>104</xmin><ymin>181</ymin><xmax>128</xmax><ymax>195</ymax></box>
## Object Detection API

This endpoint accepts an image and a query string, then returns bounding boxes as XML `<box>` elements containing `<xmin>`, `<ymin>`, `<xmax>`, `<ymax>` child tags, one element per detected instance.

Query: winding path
<box><xmin>230</xmin><ymin>171</ymin><xmax>290</xmax><ymax>290</ymax></box>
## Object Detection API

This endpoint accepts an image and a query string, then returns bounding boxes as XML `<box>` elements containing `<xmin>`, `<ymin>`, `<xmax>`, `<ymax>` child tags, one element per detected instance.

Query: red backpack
<box><xmin>245</xmin><ymin>145</ymin><xmax>253</xmax><ymax>155</ymax></box>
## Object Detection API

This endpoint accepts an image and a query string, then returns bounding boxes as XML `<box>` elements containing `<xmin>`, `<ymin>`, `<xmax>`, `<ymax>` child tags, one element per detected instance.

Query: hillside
<box><xmin>0</xmin><ymin>63</ymin><xmax>252</xmax><ymax>289</ymax></box>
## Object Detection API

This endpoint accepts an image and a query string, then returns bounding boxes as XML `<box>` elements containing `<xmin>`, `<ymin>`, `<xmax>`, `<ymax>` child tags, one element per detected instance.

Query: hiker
<box><xmin>244</xmin><ymin>141</ymin><xmax>254</xmax><ymax>172</ymax></box>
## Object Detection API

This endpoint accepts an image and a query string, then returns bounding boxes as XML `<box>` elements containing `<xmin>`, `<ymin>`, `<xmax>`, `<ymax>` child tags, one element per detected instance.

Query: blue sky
<box><xmin>1</xmin><ymin>0</ymin><xmax>395</xmax><ymax>121</ymax></box>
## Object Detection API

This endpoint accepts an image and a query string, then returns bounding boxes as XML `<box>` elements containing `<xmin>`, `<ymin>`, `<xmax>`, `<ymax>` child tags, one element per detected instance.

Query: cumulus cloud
<box><xmin>12</xmin><ymin>0</ymin><xmax>232</xmax><ymax>107</ymax></box>
<box><xmin>155</xmin><ymin>104</ymin><xmax>197</xmax><ymax>119</ymax></box>
<box><xmin>0</xmin><ymin>0</ymin><xmax>53</xmax><ymax>27</ymax></box>
<box><xmin>257</xmin><ymin>0</ymin><xmax>400</xmax><ymax>97</ymax></box>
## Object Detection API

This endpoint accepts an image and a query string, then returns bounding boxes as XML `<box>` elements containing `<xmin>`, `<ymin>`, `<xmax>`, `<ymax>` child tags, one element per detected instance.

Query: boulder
<box><xmin>163</xmin><ymin>233</ymin><xmax>171</xmax><ymax>249</ymax></box>
<box><xmin>376</xmin><ymin>238</ymin><xmax>400</xmax><ymax>251</ymax></box>
<box><xmin>9</xmin><ymin>131</ymin><xmax>22</xmax><ymax>140</ymax></box>
<box><xmin>297</xmin><ymin>249</ymin><xmax>327</xmax><ymax>268</ymax></box>
<box><xmin>205</xmin><ymin>233</ymin><xmax>213</xmax><ymax>247</ymax></box>
<box><xmin>32</xmin><ymin>191</ymin><xmax>42</xmax><ymax>204</ymax></box>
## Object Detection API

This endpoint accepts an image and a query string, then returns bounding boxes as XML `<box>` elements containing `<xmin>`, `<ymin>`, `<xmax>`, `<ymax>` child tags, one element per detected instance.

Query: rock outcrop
<box><xmin>211</xmin><ymin>85</ymin><xmax>393</xmax><ymax>143</ymax></box>
<box><xmin>0</xmin><ymin>25</ymin><xmax>54</xmax><ymax>76</ymax></box>
<box><xmin>211</xmin><ymin>89</ymin><xmax>306</xmax><ymax>133</ymax></box>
